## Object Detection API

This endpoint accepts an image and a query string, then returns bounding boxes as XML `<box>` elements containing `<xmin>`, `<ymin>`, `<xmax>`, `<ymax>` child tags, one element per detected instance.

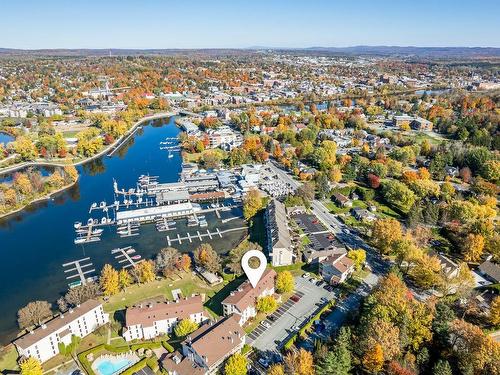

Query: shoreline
<box><xmin>0</xmin><ymin>111</ymin><xmax>177</xmax><ymax>176</ymax></box>
<box><xmin>0</xmin><ymin>111</ymin><xmax>176</xmax><ymax>219</ymax></box>
<box><xmin>0</xmin><ymin>177</ymin><xmax>79</xmax><ymax>220</ymax></box>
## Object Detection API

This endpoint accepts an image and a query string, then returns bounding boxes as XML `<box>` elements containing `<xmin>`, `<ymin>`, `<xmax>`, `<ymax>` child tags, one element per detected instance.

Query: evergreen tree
<box><xmin>433</xmin><ymin>359</ymin><xmax>453</xmax><ymax>375</ymax></box>
<box><xmin>316</xmin><ymin>327</ymin><xmax>352</xmax><ymax>375</ymax></box>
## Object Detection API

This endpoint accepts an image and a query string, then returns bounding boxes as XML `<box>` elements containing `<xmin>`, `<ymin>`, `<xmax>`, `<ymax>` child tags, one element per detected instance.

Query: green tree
<box><xmin>316</xmin><ymin>326</ymin><xmax>352</xmax><ymax>375</ymax></box>
<box><xmin>194</xmin><ymin>243</ymin><xmax>221</xmax><ymax>273</ymax></box>
<box><xmin>224</xmin><ymin>353</ymin><xmax>248</xmax><ymax>375</ymax></box>
<box><xmin>276</xmin><ymin>271</ymin><xmax>294</xmax><ymax>293</ymax></box>
<box><xmin>174</xmin><ymin>318</ymin><xmax>199</xmax><ymax>337</ymax></box>
<box><xmin>382</xmin><ymin>180</ymin><xmax>416</xmax><ymax>213</ymax></box>
<box><xmin>14</xmin><ymin>136</ymin><xmax>38</xmax><ymax>161</ymax></box>
<box><xmin>432</xmin><ymin>360</ymin><xmax>452</xmax><ymax>375</ymax></box>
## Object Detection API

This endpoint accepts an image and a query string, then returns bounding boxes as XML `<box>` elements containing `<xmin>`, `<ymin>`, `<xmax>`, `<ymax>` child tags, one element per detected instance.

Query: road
<box><xmin>267</xmin><ymin>160</ymin><xmax>391</xmax><ymax>344</ymax></box>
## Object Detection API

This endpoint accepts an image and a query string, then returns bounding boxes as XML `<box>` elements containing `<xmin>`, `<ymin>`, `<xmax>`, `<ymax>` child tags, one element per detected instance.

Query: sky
<box><xmin>1</xmin><ymin>0</ymin><xmax>499</xmax><ymax>49</ymax></box>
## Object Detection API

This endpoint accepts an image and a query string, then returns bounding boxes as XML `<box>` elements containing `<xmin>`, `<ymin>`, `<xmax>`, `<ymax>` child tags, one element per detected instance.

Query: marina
<box><xmin>166</xmin><ymin>226</ymin><xmax>247</xmax><ymax>247</ymax></box>
<box><xmin>0</xmin><ymin>116</ymin><xmax>248</xmax><ymax>343</ymax></box>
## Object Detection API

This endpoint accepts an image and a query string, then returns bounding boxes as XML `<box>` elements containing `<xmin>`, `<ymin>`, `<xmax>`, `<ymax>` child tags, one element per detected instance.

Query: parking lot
<box><xmin>249</xmin><ymin>276</ymin><xmax>335</xmax><ymax>352</ymax></box>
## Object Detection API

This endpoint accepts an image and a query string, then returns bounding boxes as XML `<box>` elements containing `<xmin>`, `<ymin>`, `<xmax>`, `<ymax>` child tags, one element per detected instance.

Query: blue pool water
<box><xmin>95</xmin><ymin>358</ymin><xmax>134</xmax><ymax>375</ymax></box>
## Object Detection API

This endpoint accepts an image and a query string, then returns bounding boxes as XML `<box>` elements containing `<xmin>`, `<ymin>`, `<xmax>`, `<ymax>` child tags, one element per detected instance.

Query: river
<box><xmin>0</xmin><ymin>116</ymin><xmax>247</xmax><ymax>343</ymax></box>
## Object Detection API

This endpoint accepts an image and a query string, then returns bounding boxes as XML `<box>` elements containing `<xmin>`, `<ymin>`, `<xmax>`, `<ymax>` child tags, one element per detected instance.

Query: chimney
<box><xmin>41</xmin><ymin>324</ymin><xmax>47</xmax><ymax>329</ymax></box>
<box><xmin>29</xmin><ymin>331</ymin><xmax>34</xmax><ymax>335</ymax></box>
<box><xmin>60</xmin><ymin>314</ymin><xmax>64</xmax><ymax>319</ymax></box>
<box><xmin>69</xmin><ymin>309</ymin><xmax>74</xmax><ymax>314</ymax></box>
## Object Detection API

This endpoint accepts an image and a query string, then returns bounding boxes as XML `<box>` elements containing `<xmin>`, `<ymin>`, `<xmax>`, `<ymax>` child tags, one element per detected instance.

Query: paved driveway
<box><xmin>249</xmin><ymin>276</ymin><xmax>335</xmax><ymax>352</ymax></box>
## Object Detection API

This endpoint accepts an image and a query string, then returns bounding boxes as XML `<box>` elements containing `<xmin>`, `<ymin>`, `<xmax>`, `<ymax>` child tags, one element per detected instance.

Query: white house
<box><xmin>14</xmin><ymin>300</ymin><xmax>109</xmax><ymax>363</ymax></box>
<box><xmin>123</xmin><ymin>295</ymin><xmax>207</xmax><ymax>342</ymax></box>
<box><xmin>320</xmin><ymin>252</ymin><xmax>355</xmax><ymax>285</ymax></box>
<box><xmin>222</xmin><ymin>269</ymin><xmax>276</xmax><ymax>326</ymax></box>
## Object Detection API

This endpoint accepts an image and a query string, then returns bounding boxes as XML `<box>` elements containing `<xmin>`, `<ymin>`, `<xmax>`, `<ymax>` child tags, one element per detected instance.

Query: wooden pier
<box><xmin>166</xmin><ymin>226</ymin><xmax>247</xmax><ymax>246</ymax></box>
<box><xmin>112</xmin><ymin>246</ymin><xmax>142</xmax><ymax>269</ymax></box>
<box><xmin>63</xmin><ymin>258</ymin><xmax>95</xmax><ymax>287</ymax></box>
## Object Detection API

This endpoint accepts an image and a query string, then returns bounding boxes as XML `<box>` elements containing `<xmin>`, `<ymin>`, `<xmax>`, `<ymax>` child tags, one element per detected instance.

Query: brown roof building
<box><xmin>222</xmin><ymin>269</ymin><xmax>276</xmax><ymax>325</ymax></box>
<box><xmin>320</xmin><ymin>252</ymin><xmax>355</xmax><ymax>284</ymax></box>
<box><xmin>123</xmin><ymin>295</ymin><xmax>207</xmax><ymax>342</ymax></box>
<box><xmin>162</xmin><ymin>315</ymin><xmax>245</xmax><ymax>375</ymax></box>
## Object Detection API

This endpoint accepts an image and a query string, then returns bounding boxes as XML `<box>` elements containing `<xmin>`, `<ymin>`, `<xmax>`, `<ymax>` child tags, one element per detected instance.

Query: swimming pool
<box><xmin>94</xmin><ymin>357</ymin><xmax>134</xmax><ymax>375</ymax></box>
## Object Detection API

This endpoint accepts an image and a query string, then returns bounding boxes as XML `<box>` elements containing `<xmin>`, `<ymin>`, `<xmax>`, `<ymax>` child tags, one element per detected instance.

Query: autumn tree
<box><xmin>256</xmin><ymin>295</ymin><xmax>278</xmax><ymax>313</ymax></box>
<box><xmin>20</xmin><ymin>357</ymin><xmax>43</xmax><ymax>375</ymax></box>
<box><xmin>371</xmin><ymin>218</ymin><xmax>402</xmax><ymax>254</ymax></box>
<box><xmin>432</xmin><ymin>360</ymin><xmax>452</xmax><ymax>375</ymax></box>
<box><xmin>267</xmin><ymin>364</ymin><xmax>285</xmax><ymax>375</ymax></box>
<box><xmin>284</xmin><ymin>348</ymin><xmax>314</xmax><ymax>375</ymax></box>
<box><xmin>227</xmin><ymin>241</ymin><xmax>262</xmax><ymax>275</ymax></box>
<box><xmin>17</xmin><ymin>301</ymin><xmax>52</xmax><ymax>328</ymax></box>
<box><xmin>134</xmin><ymin>260</ymin><xmax>156</xmax><ymax>283</ymax></box>
<box><xmin>243</xmin><ymin>188</ymin><xmax>263</xmax><ymax>220</ymax></box>
<box><xmin>176</xmin><ymin>254</ymin><xmax>192</xmax><ymax>272</ymax></box>
<box><xmin>194</xmin><ymin>243</ymin><xmax>221</xmax><ymax>273</ymax></box>
<box><xmin>118</xmin><ymin>269</ymin><xmax>133</xmax><ymax>290</ymax></box>
<box><xmin>174</xmin><ymin>318</ymin><xmax>199</xmax><ymax>337</ymax></box>
<box><xmin>460</xmin><ymin>233</ymin><xmax>485</xmax><ymax>262</ymax></box>
<box><xmin>382</xmin><ymin>180</ymin><xmax>416</xmax><ymax>213</ymax></box>
<box><xmin>276</xmin><ymin>271</ymin><xmax>294</xmax><ymax>293</ymax></box>
<box><xmin>490</xmin><ymin>296</ymin><xmax>500</xmax><ymax>326</ymax></box>
<box><xmin>155</xmin><ymin>247</ymin><xmax>180</xmax><ymax>277</ymax></box>
<box><xmin>64</xmin><ymin>282</ymin><xmax>99</xmax><ymax>306</ymax></box>
<box><xmin>363</xmin><ymin>343</ymin><xmax>384</xmax><ymax>373</ymax></box>
<box><xmin>100</xmin><ymin>264</ymin><xmax>119</xmax><ymax>296</ymax></box>
<box><xmin>347</xmin><ymin>249</ymin><xmax>366</xmax><ymax>271</ymax></box>
<box><xmin>224</xmin><ymin>352</ymin><xmax>248</xmax><ymax>375</ymax></box>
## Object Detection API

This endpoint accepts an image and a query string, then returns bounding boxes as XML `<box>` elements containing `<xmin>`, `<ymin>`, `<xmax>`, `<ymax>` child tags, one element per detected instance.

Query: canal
<box><xmin>0</xmin><ymin>116</ymin><xmax>247</xmax><ymax>343</ymax></box>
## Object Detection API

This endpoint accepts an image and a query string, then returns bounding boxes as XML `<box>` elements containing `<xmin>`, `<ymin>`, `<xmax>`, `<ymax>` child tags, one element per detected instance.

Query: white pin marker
<box><xmin>241</xmin><ymin>250</ymin><xmax>267</xmax><ymax>288</ymax></box>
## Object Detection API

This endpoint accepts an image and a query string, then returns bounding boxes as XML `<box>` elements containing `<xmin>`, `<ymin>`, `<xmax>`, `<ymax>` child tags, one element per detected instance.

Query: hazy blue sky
<box><xmin>2</xmin><ymin>0</ymin><xmax>499</xmax><ymax>49</ymax></box>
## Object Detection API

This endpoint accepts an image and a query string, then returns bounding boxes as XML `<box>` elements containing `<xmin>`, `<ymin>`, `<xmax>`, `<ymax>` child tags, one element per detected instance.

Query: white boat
<box><xmin>117</xmin><ymin>230</ymin><xmax>129</xmax><ymax>235</ymax></box>
<box><xmin>168</xmin><ymin>153</ymin><xmax>174</xmax><ymax>158</ymax></box>
<box><xmin>199</xmin><ymin>221</ymin><xmax>208</xmax><ymax>227</ymax></box>
<box><xmin>99</xmin><ymin>201</ymin><xmax>106</xmax><ymax>208</ymax></box>
<box><xmin>101</xmin><ymin>217</ymin><xmax>107</xmax><ymax>224</ymax></box>
<box><xmin>74</xmin><ymin>222</ymin><xmax>82</xmax><ymax>229</ymax></box>
<box><xmin>74</xmin><ymin>237</ymin><xmax>100</xmax><ymax>244</ymax></box>
<box><xmin>131</xmin><ymin>255</ymin><xmax>142</xmax><ymax>260</ymax></box>
<box><xmin>87</xmin><ymin>218</ymin><xmax>93</xmax><ymax>225</ymax></box>
<box><xmin>126</xmin><ymin>248</ymin><xmax>136</xmax><ymax>254</ymax></box>
<box><xmin>197</xmin><ymin>215</ymin><xmax>206</xmax><ymax>220</ymax></box>
<box><xmin>92</xmin><ymin>229</ymin><xmax>104</xmax><ymax>235</ymax></box>
<box><xmin>91</xmin><ymin>202</ymin><xmax>97</xmax><ymax>209</ymax></box>
<box><xmin>167</xmin><ymin>221</ymin><xmax>176</xmax><ymax>225</ymax></box>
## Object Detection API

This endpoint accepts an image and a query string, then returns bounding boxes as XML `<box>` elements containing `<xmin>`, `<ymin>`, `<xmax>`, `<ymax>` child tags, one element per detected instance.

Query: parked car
<box><xmin>316</xmin><ymin>280</ymin><xmax>325</xmax><ymax>287</ymax></box>
<box><xmin>261</xmin><ymin>320</ymin><xmax>271</xmax><ymax>328</ymax></box>
<box><xmin>292</xmin><ymin>325</ymin><xmax>300</xmax><ymax>331</ymax></box>
<box><xmin>309</xmin><ymin>277</ymin><xmax>316</xmax><ymax>283</ymax></box>
<box><xmin>269</xmin><ymin>315</ymin><xmax>277</xmax><ymax>322</ymax></box>
<box><xmin>290</xmin><ymin>294</ymin><xmax>301</xmax><ymax>302</ymax></box>
<box><xmin>302</xmin><ymin>272</ymin><xmax>310</xmax><ymax>278</ymax></box>
<box><xmin>258</xmin><ymin>358</ymin><xmax>270</xmax><ymax>368</ymax></box>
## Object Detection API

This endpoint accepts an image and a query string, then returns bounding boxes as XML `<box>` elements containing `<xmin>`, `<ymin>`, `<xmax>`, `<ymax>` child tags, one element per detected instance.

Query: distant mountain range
<box><xmin>0</xmin><ymin>46</ymin><xmax>499</xmax><ymax>58</ymax></box>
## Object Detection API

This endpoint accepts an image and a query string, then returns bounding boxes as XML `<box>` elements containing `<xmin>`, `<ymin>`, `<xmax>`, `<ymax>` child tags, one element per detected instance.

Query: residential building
<box><xmin>123</xmin><ymin>295</ymin><xmax>207</xmax><ymax>342</ymax></box>
<box><xmin>392</xmin><ymin>115</ymin><xmax>433</xmax><ymax>131</ymax></box>
<box><xmin>265</xmin><ymin>199</ymin><xmax>294</xmax><ymax>266</ymax></box>
<box><xmin>320</xmin><ymin>252</ymin><xmax>355</xmax><ymax>285</ymax></box>
<box><xmin>222</xmin><ymin>269</ymin><xmax>276</xmax><ymax>326</ymax></box>
<box><xmin>161</xmin><ymin>315</ymin><xmax>245</xmax><ymax>375</ymax></box>
<box><xmin>332</xmin><ymin>192</ymin><xmax>352</xmax><ymax>207</ymax></box>
<box><xmin>351</xmin><ymin>207</ymin><xmax>376</xmax><ymax>222</ymax></box>
<box><xmin>14</xmin><ymin>300</ymin><xmax>109</xmax><ymax>363</ymax></box>
<box><xmin>478</xmin><ymin>260</ymin><xmax>500</xmax><ymax>284</ymax></box>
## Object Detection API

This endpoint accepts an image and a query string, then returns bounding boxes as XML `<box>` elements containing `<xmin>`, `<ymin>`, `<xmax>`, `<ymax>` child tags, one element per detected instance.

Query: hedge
<box><xmin>161</xmin><ymin>341</ymin><xmax>175</xmax><ymax>353</ymax></box>
<box><xmin>270</xmin><ymin>262</ymin><xmax>305</xmax><ymax>272</ymax></box>
<box><xmin>299</xmin><ymin>301</ymin><xmax>335</xmax><ymax>338</ymax></box>
<box><xmin>283</xmin><ymin>334</ymin><xmax>297</xmax><ymax>350</ymax></box>
<box><xmin>131</xmin><ymin>342</ymin><xmax>162</xmax><ymax>351</ymax></box>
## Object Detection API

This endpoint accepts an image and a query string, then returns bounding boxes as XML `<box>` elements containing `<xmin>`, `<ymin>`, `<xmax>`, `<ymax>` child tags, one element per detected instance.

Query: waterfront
<box><xmin>0</xmin><ymin>116</ymin><xmax>247</xmax><ymax>343</ymax></box>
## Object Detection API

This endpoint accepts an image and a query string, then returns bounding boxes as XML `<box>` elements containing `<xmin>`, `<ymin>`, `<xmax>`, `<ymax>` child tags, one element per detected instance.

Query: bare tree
<box><xmin>155</xmin><ymin>247</ymin><xmax>180</xmax><ymax>277</ymax></box>
<box><xmin>17</xmin><ymin>301</ymin><xmax>52</xmax><ymax>329</ymax></box>
<box><xmin>57</xmin><ymin>297</ymin><xmax>68</xmax><ymax>313</ymax></box>
<box><xmin>64</xmin><ymin>282</ymin><xmax>100</xmax><ymax>307</ymax></box>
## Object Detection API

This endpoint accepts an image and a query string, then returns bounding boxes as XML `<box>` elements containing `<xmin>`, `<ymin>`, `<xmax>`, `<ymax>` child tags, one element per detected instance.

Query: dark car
<box><xmin>290</xmin><ymin>294</ymin><xmax>301</xmax><ymax>302</ymax></box>
<box><xmin>269</xmin><ymin>315</ymin><xmax>277</xmax><ymax>322</ymax></box>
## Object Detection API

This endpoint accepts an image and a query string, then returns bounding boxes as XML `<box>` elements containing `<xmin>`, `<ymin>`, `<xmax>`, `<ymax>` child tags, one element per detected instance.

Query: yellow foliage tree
<box><xmin>462</xmin><ymin>233</ymin><xmax>485</xmax><ymax>262</ymax></box>
<box><xmin>363</xmin><ymin>343</ymin><xmax>384</xmax><ymax>373</ymax></box>
<box><xmin>100</xmin><ymin>264</ymin><xmax>119</xmax><ymax>296</ymax></box>
<box><xmin>371</xmin><ymin>218</ymin><xmax>402</xmax><ymax>254</ymax></box>
<box><xmin>135</xmin><ymin>260</ymin><xmax>156</xmax><ymax>283</ymax></box>
<box><xmin>490</xmin><ymin>296</ymin><xmax>500</xmax><ymax>326</ymax></box>
<box><xmin>20</xmin><ymin>357</ymin><xmax>43</xmax><ymax>375</ymax></box>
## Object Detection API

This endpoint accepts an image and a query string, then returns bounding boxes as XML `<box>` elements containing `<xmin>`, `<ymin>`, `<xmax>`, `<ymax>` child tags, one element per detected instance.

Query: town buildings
<box><xmin>222</xmin><ymin>269</ymin><xmax>277</xmax><ymax>326</ymax></box>
<box><xmin>122</xmin><ymin>295</ymin><xmax>207</xmax><ymax>342</ymax></box>
<box><xmin>14</xmin><ymin>300</ymin><xmax>109</xmax><ymax>363</ymax></box>
<box><xmin>161</xmin><ymin>315</ymin><xmax>245</xmax><ymax>375</ymax></box>
<box><xmin>320</xmin><ymin>252</ymin><xmax>355</xmax><ymax>284</ymax></box>
<box><xmin>392</xmin><ymin>115</ymin><xmax>433</xmax><ymax>131</ymax></box>
<box><xmin>265</xmin><ymin>199</ymin><xmax>294</xmax><ymax>266</ymax></box>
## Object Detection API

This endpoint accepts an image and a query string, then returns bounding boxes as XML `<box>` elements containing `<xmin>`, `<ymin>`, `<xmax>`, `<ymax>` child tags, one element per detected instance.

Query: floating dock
<box><xmin>166</xmin><ymin>226</ymin><xmax>247</xmax><ymax>246</ymax></box>
<box><xmin>112</xmin><ymin>246</ymin><xmax>142</xmax><ymax>269</ymax></box>
<box><xmin>63</xmin><ymin>258</ymin><xmax>95</xmax><ymax>287</ymax></box>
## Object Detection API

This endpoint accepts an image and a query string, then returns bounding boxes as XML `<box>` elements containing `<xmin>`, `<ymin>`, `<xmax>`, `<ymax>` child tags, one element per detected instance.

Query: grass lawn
<box><xmin>0</xmin><ymin>345</ymin><xmax>19</xmax><ymax>372</ymax></box>
<box><xmin>323</xmin><ymin>200</ymin><xmax>349</xmax><ymax>214</ymax></box>
<box><xmin>372</xmin><ymin>200</ymin><xmax>402</xmax><ymax>220</ymax></box>
<box><xmin>104</xmin><ymin>272</ymin><xmax>226</xmax><ymax>314</ymax></box>
<box><xmin>62</xmin><ymin>130</ymin><xmax>79</xmax><ymax>138</ymax></box>
<box><xmin>182</xmin><ymin>152</ymin><xmax>202</xmax><ymax>163</ymax></box>
<box><xmin>204</xmin><ymin>276</ymin><xmax>245</xmax><ymax>316</ymax></box>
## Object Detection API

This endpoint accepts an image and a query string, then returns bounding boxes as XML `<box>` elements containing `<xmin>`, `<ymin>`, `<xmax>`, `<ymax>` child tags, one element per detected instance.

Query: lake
<box><xmin>0</xmin><ymin>116</ymin><xmax>247</xmax><ymax>343</ymax></box>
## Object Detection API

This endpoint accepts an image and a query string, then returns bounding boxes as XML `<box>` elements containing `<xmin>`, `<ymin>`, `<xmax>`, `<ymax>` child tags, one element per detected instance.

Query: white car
<box><xmin>302</xmin><ymin>272</ymin><xmax>310</xmax><ymax>278</ymax></box>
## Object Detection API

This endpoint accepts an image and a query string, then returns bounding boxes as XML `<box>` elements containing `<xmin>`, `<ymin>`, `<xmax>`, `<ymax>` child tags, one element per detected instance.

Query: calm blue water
<box><xmin>0</xmin><ymin>116</ymin><xmax>247</xmax><ymax>343</ymax></box>
<box><xmin>95</xmin><ymin>358</ymin><xmax>133</xmax><ymax>375</ymax></box>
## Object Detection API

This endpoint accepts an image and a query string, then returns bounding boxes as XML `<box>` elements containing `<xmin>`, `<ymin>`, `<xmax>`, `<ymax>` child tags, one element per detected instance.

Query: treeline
<box><xmin>0</xmin><ymin>165</ymin><xmax>78</xmax><ymax>215</ymax></box>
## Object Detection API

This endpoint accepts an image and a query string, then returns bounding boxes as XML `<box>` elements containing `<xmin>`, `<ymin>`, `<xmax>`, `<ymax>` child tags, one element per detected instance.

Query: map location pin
<box><xmin>241</xmin><ymin>250</ymin><xmax>267</xmax><ymax>288</ymax></box>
